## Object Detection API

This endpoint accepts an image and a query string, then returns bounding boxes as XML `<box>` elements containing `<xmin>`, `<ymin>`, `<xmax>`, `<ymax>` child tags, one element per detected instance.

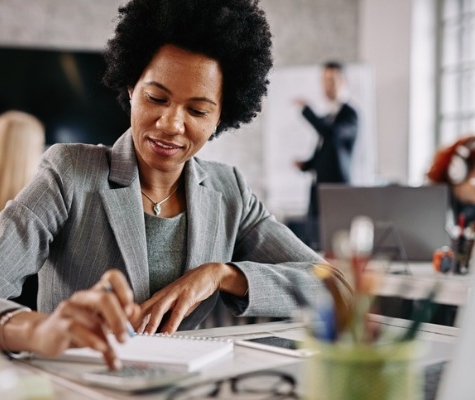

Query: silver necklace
<box><xmin>141</xmin><ymin>184</ymin><xmax>179</xmax><ymax>216</ymax></box>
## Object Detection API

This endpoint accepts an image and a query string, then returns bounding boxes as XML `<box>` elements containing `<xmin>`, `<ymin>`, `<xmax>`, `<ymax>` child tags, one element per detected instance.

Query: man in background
<box><xmin>294</xmin><ymin>61</ymin><xmax>358</xmax><ymax>219</ymax></box>
<box><xmin>290</xmin><ymin>61</ymin><xmax>358</xmax><ymax>251</ymax></box>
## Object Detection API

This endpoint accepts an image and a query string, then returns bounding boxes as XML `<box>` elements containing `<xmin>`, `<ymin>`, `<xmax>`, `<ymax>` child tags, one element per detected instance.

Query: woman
<box><xmin>0</xmin><ymin>0</ymin><xmax>352</xmax><ymax>370</ymax></box>
<box><xmin>0</xmin><ymin>111</ymin><xmax>45</xmax><ymax>310</ymax></box>
<box><xmin>426</xmin><ymin>135</ymin><xmax>475</xmax><ymax>324</ymax></box>
<box><xmin>427</xmin><ymin>135</ymin><xmax>475</xmax><ymax>224</ymax></box>
<box><xmin>0</xmin><ymin>111</ymin><xmax>45</xmax><ymax>210</ymax></box>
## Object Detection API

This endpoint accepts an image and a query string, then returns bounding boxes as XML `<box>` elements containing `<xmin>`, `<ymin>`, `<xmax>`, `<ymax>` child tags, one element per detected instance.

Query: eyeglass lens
<box><xmin>167</xmin><ymin>371</ymin><xmax>298</xmax><ymax>400</ymax></box>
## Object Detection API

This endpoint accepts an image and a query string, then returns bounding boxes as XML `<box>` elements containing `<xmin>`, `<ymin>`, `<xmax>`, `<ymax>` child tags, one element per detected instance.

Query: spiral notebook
<box><xmin>44</xmin><ymin>333</ymin><xmax>234</xmax><ymax>372</ymax></box>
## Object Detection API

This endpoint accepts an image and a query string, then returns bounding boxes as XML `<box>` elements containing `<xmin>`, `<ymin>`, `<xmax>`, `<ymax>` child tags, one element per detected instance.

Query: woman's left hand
<box><xmin>136</xmin><ymin>263</ymin><xmax>247</xmax><ymax>334</ymax></box>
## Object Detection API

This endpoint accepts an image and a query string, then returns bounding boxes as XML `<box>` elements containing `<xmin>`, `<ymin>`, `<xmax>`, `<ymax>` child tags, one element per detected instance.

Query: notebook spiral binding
<box><xmin>137</xmin><ymin>332</ymin><xmax>233</xmax><ymax>343</ymax></box>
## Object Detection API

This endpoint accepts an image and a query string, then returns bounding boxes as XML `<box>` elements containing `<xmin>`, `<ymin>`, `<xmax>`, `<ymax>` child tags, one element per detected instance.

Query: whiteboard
<box><xmin>262</xmin><ymin>64</ymin><xmax>377</xmax><ymax>219</ymax></box>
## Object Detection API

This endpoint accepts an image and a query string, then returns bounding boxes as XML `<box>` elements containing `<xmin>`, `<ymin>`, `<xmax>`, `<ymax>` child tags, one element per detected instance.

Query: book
<box><xmin>42</xmin><ymin>333</ymin><xmax>234</xmax><ymax>372</ymax></box>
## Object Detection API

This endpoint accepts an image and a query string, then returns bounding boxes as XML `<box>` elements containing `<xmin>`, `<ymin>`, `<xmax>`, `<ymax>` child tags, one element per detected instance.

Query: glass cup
<box><xmin>303</xmin><ymin>338</ymin><xmax>424</xmax><ymax>400</ymax></box>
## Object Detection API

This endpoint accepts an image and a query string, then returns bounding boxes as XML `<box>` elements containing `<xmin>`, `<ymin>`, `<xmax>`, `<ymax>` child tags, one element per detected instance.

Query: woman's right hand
<box><xmin>293</xmin><ymin>98</ymin><xmax>307</xmax><ymax>109</ymax></box>
<box><xmin>3</xmin><ymin>269</ymin><xmax>141</xmax><ymax>370</ymax></box>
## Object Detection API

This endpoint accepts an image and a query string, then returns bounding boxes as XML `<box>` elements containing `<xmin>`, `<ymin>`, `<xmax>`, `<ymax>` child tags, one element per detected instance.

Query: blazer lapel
<box><xmin>99</xmin><ymin>130</ymin><xmax>150</xmax><ymax>302</ymax></box>
<box><xmin>185</xmin><ymin>159</ymin><xmax>222</xmax><ymax>270</ymax></box>
<box><xmin>100</xmin><ymin>184</ymin><xmax>150</xmax><ymax>302</ymax></box>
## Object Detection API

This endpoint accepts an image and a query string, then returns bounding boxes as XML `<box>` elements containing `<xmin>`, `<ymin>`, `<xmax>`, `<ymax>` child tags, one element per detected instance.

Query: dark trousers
<box><xmin>308</xmin><ymin>182</ymin><xmax>319</xmax><ymax>217</ymax></box>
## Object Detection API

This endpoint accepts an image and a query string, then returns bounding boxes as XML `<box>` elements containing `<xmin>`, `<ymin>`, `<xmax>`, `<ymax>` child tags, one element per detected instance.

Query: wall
<box><xmin>261</xmin><ymin>64</ymin><xmax>376</xmax><ymax>219</ymax></box>
<box><xmin>0</xmin><ymin>0</ymin><xmax>122</xmax><ymax>50</ymax></box>
<box><xmin>1</xmin><ymin>0</ymin><xmax>425</xmax><ymax>203</ymax></box>
<box><xmin>358</xmin><ymin>0</ymin><xmax>437</xmax><ymax>186</ymax></box>
<box><xmin>262</xmin><ymin>0</ymin><xmax>359</xmax><ymax>67</ymax></box>
<box><xmin>358</xmin><ymin>0</ymin><xmax>412</xmax><ymax>184</ymax></box>
<box><xmin>409</xmin><ymin>0</ymin><xmax>437</xmax><ymax>185</ymax></box>
<box><xmin>200</xmin><ymin>0</ymin><xmax>360</xmax><ymax>209</ymax></box>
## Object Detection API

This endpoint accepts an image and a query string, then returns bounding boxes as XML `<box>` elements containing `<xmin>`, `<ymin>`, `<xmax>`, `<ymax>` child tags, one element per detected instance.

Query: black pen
<box><xmin>103</xmin><ymin>281</ymin><xmax>136</xmax><ymax>337</ymax></box>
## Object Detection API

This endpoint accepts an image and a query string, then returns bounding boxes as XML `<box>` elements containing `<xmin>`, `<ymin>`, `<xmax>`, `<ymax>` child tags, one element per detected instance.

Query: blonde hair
<box><xmin>0</xmin><ymin>111</ymin><xmax>45</xmax><ymax>210</ymax></box>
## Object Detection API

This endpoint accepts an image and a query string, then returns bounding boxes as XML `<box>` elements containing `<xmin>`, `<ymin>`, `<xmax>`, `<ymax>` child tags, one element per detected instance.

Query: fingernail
<box><xmin>113</xmin><ymin>358</ymin><xmax>123</xmax><ymax>370</ymax></box>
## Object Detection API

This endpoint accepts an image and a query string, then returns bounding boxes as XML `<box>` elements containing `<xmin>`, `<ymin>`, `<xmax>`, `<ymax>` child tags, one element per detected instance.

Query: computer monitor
<box><xmin>318</xmin><ymin>184</ymin><xmax>451</xmax><ymax>262</ymax></box>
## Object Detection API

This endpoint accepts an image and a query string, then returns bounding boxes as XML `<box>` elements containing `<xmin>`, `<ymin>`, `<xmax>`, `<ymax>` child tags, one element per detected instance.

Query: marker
<box><xmin>312</xmin><ymin>264</ymin><xmax>351</xmax><ymax>338</ymax></box>
<box><xmin>103</xmin><ymin>281</ymin><xmax>136</xmax><ymax>337</ymax></box>
<box><xmin>399</xmin><ymin>282</ymin><xmax>440</xmax><ymax>342</ymax></box>
<box><xmin>290</xmin><ymin>283</ymin><xmax>335</xmax><ymax>341</ymax></box>
<box><xmin>349</xmin><ymin>216</ymin><xmax>374</xmax><ymax>292</ymax></box>
<box><xmin>455</xmin><ymin>213</ymin><xmax>466</xmax><ymax>274</ymax></box>
<box><xmin>349</xmin><ymin>216</ymin><xmax>374</xmax><ymax>344</ymax></box>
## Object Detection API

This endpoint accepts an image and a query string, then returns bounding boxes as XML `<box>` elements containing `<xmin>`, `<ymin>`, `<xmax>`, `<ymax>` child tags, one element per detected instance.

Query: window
<box><xmin>437</xmin><ymin>0</ymin><xmax>475</xmax><ymax>145</ymax></box>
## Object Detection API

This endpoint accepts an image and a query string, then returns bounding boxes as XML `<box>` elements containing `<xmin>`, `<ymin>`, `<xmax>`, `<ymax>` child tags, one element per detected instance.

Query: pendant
<box><xmin>153</xmin><ymin>203</ymin><xmax>162</xmax><ymax>216</ymax></box>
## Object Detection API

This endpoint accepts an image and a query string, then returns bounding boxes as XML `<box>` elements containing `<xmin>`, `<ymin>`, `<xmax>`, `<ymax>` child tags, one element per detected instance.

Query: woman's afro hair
<box><xmin>102</xmin><ymin>0</ymin><xmax>273</xmax><ymax>139</ymax></box>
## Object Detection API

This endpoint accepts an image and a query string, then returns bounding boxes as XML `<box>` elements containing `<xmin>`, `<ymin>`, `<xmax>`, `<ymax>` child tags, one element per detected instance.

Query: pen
<box><xmin>290</xmin><ymin>283</ymin><xmax>335</xmax><ymax>341</ymax></box>
<box><xmin>349</xmin><ymin>216</ymin><xmax>374</xmax><ymax>344</ymax></box>
<box><xmin>312</xmin><ymin>264</ymin><xmax>351</xmax><ymax>338</ymax></box>
<box><xmin>349</xmin><ymin>216</ymin><xmax>374</xmax><ymax>292</ymax></box>
<box><xmin>455</xmin><ymin>213</ymin><xmax>466</xmax><ymax>274</ymax></box>
<box><xmin>464</xmin><ymin>222</ymin><xmax>475</xmax><ymax>273</ymax></box>
<box><xmin>103</xmin><ymin>281</ymin><xmax>136</xmax><ymax>337</ymax></box>
<box><xmin>399</xmin><ymin>282</ymin><xmax>440</xmax><ymax>342</ymax></box>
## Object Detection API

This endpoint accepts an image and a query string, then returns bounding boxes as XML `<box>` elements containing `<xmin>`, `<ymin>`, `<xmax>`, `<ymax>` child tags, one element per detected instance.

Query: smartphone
<box><xmin>235</xmin><ymin>336</ymin><xmax>315</xmax><ymax>358</ymax></box>
<box><xmin>81</xmin><ymin>364</ymin><xmax>198</xmax><ymax>392</ymax></box>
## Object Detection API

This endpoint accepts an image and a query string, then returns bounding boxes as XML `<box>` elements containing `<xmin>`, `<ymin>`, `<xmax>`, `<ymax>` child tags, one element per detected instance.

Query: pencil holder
<box><xmin>451</xmin><ymin>237</ymin><xmax>474</xmax><ymax>275</ymax></box>
<box><xmin>303</xmin><ymin>338</ymin><xmax>424</xmax><ymax>400</ymax></box>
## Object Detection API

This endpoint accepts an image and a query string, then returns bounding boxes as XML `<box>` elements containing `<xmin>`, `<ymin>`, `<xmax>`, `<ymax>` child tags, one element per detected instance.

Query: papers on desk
<box><xmin>38</xmin><ymin>333</ymin><xmax>233</xmax><ymax>372</ymax></box>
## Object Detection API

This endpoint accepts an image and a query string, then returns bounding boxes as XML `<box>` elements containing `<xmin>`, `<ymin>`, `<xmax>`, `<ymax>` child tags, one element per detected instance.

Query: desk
<box><xmin>5</xmin><ymin>318</ymin><xmax>459</xmax><ymax>400</ymax></box>
<box><xmin>367</xmin><ymin>262</ymin><xmax>472</xmax><ymax>307</ymax></box>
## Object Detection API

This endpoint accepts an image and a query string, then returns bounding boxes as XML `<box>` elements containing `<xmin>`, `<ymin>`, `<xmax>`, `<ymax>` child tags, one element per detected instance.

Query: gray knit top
<box><xmin>144</xmin><ymin>212</ymin><xmax>187</xmax><ymax>296</ymax></box>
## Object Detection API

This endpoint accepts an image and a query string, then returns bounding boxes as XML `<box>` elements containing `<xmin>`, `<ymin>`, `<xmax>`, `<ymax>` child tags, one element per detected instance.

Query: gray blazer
<box><xmin>0</xmin><ymin>130</ymin><xmax>332</xmax><ymax>329</ymax></box>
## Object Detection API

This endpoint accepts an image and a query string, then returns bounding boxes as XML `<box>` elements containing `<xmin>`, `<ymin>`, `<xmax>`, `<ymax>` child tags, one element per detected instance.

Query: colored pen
<box><xmin>312</xmin><ymin>264</ymin><xmax>352</xmax><ymax>338</ymax></box>
<box><xmin>399</xmin><ymin>282</ymin><xmax>440</xmax><ymax>342</ymax></box>
<box><xmin>290</xmin><ymin>283</ymin><xmax>335</xmax><ymax>341</ymax></box>
<box><xmin>349</xmin><ymin>216</ymin><xmax>374</xmax><ymax>291</ymax></box>
<box><xmin>349</xmin><ymin>216</ymin><xmax>374</xmax><ymax>344</ymax></box>
<box><xmin>455</xmin><ymin>213</ymin><xmax>466</xmax><ymax>274</ymax></box>
<box><xmin>464</xmin><ymin>222</ymin><xmax>475</xmax><ymax>272</ymax></box>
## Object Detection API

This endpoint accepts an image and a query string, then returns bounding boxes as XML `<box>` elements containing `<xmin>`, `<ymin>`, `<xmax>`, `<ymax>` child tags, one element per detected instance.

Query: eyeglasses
<box><xmin>166</xmin><ymin>370</ymin><xmax>299</xmax><ymax>400</ymax></box>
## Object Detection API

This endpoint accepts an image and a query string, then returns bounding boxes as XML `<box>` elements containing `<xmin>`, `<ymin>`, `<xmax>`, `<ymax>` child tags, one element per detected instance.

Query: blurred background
<box><xmin>0</xmin><ymin>0</ymin><xmax>473</xmax><ymax>232</ymax></box>
<box><xmin>1</xmin><ymin>0</ymin><xmax>474</xmax><ymax>328</ymax></box>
